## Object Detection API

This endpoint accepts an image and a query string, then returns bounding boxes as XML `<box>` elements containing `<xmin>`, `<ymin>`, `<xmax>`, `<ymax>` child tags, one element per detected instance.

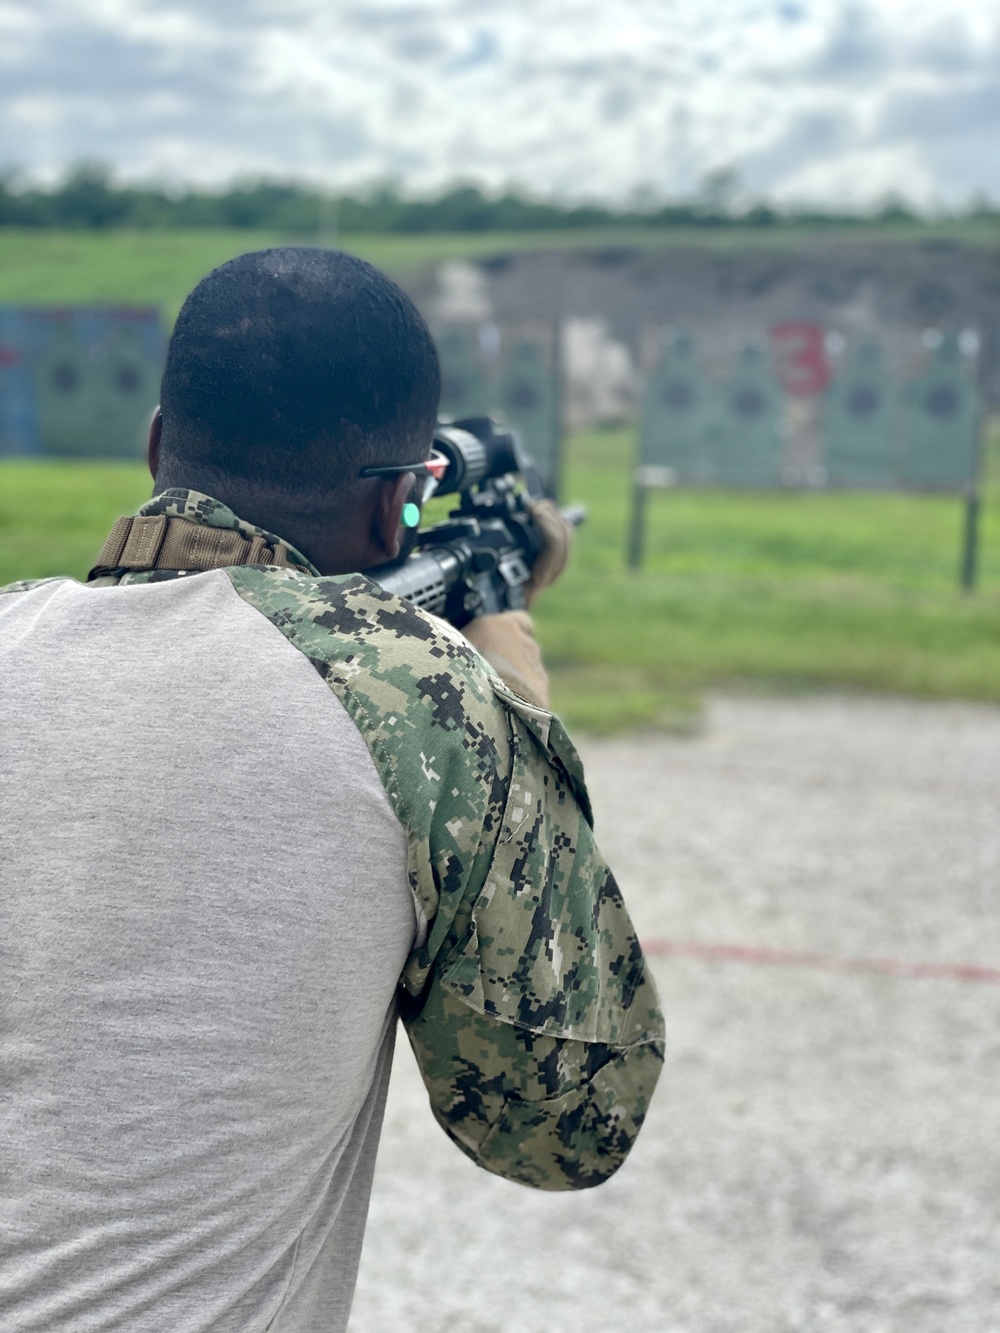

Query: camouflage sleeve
<box><xmin>401</xmin><ymin>680</ymin><xmax>665</xmax><ymax>1191</ymax></box>
<box><xmin>224</xmin><ymin>568</ymin><xmax>665</xmax><ymax>1191</ymax></box>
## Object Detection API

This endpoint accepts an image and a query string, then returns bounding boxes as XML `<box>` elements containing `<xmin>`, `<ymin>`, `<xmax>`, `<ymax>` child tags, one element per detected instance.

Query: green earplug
<box><xmin>402</xmin><ymin>502</ymin><xmax>421</xmax><ymax>528</ymax></box>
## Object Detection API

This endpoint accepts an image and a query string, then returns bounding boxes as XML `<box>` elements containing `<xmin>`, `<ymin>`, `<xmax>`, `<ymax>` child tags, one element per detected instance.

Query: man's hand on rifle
<box><xmin>523</xmin><ymin>498</ymin><xmax>573</xmax><ymax>606</ymax></box>
<box><xmin>462</xmin><ymin>499</ymin><xmax>574</xmax><ymax>710</ymax></box>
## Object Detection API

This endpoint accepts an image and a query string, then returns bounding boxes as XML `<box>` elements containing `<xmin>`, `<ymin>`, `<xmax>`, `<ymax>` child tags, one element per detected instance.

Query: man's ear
<box><xmin>371</xmin><ymin>473</ymin><xmax>416</xmax><ymax>562</ymax></box>
<box><xmin>147</xmin><ymin>408</ymin><xmax>163</xmax><ymax>483</ymax></box>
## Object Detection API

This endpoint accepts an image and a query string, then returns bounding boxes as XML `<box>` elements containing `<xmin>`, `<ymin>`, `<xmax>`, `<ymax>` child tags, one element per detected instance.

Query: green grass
<box><xmin>2</xmin><ymin>429</ymin><xmax>999</xmax><ymax>733</ymax></box>
<box><xmin>0</xmin><ymin>461</ymin><xmax>151</xmax><ymax>585</ymax></box>
<box><xmin>2</xmin><ymin>221</ymin><xmax>1000</xmax><ymax>319</ymax></box>
<box><xmin>535</xmin><ymin>427</ymin><xmax>1000</xmax><ymax>729</ymax></box>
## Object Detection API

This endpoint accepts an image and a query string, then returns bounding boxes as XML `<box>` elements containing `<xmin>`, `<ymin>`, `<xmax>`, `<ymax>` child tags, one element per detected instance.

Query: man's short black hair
<box><xmin>158</xmin><ymin>247</ymin><xmax>440</xmax><ymax>495</ymax></box>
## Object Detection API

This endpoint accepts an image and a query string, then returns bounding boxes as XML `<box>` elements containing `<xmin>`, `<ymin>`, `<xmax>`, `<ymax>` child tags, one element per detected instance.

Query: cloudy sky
<box><xmin>1</xmin><ymin>0</ymin><xmax>998</xmax><ymax>209</ymax></box>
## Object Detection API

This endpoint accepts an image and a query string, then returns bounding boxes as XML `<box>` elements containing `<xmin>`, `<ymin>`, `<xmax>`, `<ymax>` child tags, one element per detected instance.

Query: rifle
<box><xmin>365</xmin><ymin>417</ymin><xmax>584</xmax><ymax>628</ymax></box>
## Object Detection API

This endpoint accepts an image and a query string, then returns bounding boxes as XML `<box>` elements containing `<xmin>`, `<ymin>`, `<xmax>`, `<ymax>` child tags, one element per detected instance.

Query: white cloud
<box><xmin>1</xmin><ymin>0</ymin><xmax>998</xmax><ymax>206</ymax></box>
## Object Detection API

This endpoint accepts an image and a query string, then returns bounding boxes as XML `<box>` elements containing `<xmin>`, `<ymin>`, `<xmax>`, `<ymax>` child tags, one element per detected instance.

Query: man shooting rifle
<box><xmin>0</xmin><ymin>248</ymin><xmax>664</xmax><ymax>1332</ymax></box>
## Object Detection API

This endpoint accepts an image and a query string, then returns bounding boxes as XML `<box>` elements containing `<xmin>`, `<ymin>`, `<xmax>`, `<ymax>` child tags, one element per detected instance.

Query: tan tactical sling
<box><xmin>89</xmin><ymin>515</ymin><xmax>314</xmax><ymax>580</ymax></box>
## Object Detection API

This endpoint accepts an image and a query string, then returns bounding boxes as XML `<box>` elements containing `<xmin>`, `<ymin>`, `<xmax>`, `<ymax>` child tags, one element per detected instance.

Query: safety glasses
<box><xmin>359</xmin><ymin>450</ymin><xmax>449</xmax><ymax>503</ymax></box>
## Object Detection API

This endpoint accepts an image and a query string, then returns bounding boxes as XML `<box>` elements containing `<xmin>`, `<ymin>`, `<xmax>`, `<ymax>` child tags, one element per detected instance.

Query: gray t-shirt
<box><xmin>0</xmin><ymin>571</ymin><xmax>416</xmax><ymax>1331</ymax></box>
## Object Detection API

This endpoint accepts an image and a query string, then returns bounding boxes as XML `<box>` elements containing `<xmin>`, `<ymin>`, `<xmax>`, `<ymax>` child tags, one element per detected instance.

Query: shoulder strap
<box><xmin>89</xmin><ymin>515</ymin><xmax>314</xmax><ymax>579</ymax></box>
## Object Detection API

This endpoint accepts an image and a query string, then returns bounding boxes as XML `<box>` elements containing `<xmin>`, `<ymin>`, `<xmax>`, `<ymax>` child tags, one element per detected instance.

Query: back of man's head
<box><xmin>156</xmin><ymin>247</ymin><xmax>440</xmax><ymax>506</ymax></box>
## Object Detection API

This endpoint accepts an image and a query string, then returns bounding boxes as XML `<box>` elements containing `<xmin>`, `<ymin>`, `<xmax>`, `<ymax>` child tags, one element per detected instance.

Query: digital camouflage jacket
<box><xmin>3</xmin><ymin>489</ymin><xmax>665</xmax><ymax>1190</ymax></box>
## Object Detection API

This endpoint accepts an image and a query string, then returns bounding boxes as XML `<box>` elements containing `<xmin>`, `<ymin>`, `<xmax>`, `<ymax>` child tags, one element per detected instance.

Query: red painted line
<box><xmin>641</xmin><ymin>939</ymin><xmax>1000</xmax><ymax>985</ymax></box>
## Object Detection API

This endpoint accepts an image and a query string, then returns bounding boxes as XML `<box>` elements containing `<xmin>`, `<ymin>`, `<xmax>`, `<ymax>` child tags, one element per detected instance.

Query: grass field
<box><xmin>542</xmin><ymin>427</ymin><xmax>1000</xmax><ymax>729</ymax></box>
<box><xmin>2</xmin><ymin>427</ymin><xmax>998</xmax><ymax>733</ymax></box>
<box><xmin>2</xmin><ymin>220</ymin><xmax>1000</xmax><ymax>318</ymax></box>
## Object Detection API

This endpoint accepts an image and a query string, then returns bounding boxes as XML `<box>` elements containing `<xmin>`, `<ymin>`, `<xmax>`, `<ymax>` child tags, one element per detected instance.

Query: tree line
<box><xmin>0</xmin><ymin>163</ymin><xmax>988</xmax><ymax>232</ymax></box>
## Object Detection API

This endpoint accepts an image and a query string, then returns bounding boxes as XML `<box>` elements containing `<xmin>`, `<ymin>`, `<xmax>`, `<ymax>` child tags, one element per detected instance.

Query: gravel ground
<box><xmin>348</xmin><ymin>695</ymin><xmax>1000</xmax><ymax>1333</ymax></box>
